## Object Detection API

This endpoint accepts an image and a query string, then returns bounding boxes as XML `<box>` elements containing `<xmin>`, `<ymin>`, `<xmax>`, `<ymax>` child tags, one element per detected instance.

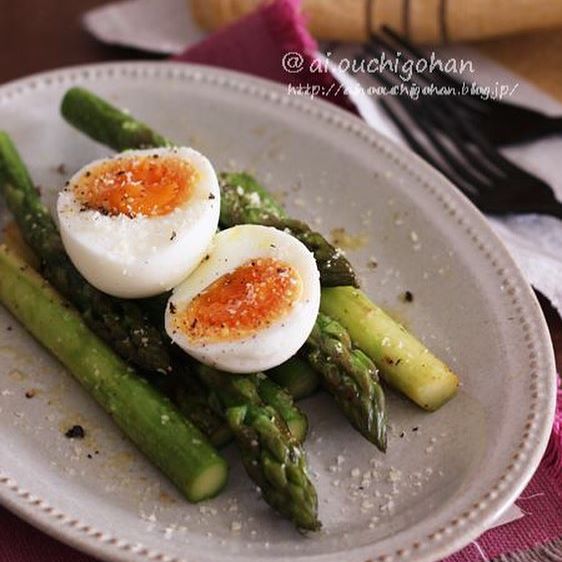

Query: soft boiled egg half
<box><xmin>57</xmin><ymin>147</ymin><xmax>220</xmax><ymax>298</ymax></box>
<box><xmin>165</xmin><ymin>224</ymin><xmax>321</xmax><ymax>373</ymax></box>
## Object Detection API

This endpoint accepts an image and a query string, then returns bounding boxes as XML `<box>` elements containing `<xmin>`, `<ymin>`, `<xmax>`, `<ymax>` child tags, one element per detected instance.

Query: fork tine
<box><xmin>368</xmin><ymin>60</ymin><xmax>499</xmax><ymax>191</ymax></box>
<box><xmin>379</xmin><ymin>27</ymin><xmax>461</xmax><ymax>90</ymax></box>
<box><xmin>416</xmin><ymin>99</ymin><xmax>511</xmax><ymax>183</ymax></box>
<box><xmin>364</xmin><ymin>53</ymin><xmax>519</xmax><ymax>185</ymax></box>
<box><xmin>377</xmin><ymin>98</ymin><xmax>447</xmax><ymax>173</ymax></box>
<box><xmin>370</xmin><ymin>29</ymin><xmax>485</xmax><ymax>114</ymax></box>
<box><xmin>377</xmin><ymin>97</ymin><xmax>482</xmax><ymax>202</ymax></box>
<box><xmin>412</xmin><ymin>112</ymin><xmax>492</xmax><ymax>193</ymax></box>
<box><xmin>454</xmin><ymin>116</ymin><xmax>547</xmax><ymax>182</ymax></box>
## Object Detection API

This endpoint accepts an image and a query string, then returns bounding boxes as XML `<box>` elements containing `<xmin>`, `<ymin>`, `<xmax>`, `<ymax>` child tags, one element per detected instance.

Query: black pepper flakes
<box><xmin>412</xmin><ymin>426</ymin><xmax>419</xmax><ymax>432</ymax></box>
<box><xmin>25</xmin><ymin>389</ymin><xmax>36</xmax><ymax>399</ymax></box>
<box><xmin>168</xmin><ymin>302</ymin><xmax>177</xmax><ymax>314</ymax></box>
<box><xmin>403</xmin><ymin>290</ymin><xmax>414</xmax><ymax>303</ymax></box>
<box><xmin>65</xmin><ymin>425</ymin><xmax>85</xmax><ymax>439</ymax></box>
<box><xmin>170</xmin><ymin>231</ymin><xmax>177</xmax><ymax>241</ymax></box>
<box><xmin>208</xmin><ymin>193</ymin><xmax>216</xmax><ymax>200</ymax></box>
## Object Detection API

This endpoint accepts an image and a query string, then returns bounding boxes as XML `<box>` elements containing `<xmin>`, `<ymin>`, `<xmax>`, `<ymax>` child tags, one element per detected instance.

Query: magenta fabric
<box><xmin>443</xmin><ymin>390</ymin><xmax>562</xmax><ymax>561</ymax></box>
<box><xmin>172</xmin><ymin>0</ymin><xmax>356</xmax><ymax>113</ymax></box>
<box><xmin>1</xmin><ymin>1</ymin><xmax>560</xmax><ymax>561</ymax></box>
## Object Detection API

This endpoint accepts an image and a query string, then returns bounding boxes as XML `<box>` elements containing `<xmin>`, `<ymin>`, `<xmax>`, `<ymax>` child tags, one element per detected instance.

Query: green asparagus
<box><xmin>59</xmin><ymin>88</ymin><xmax>388</xmax><ymax>446</ymax></box>
<box><xmin>2</xmin><ymin>217</ymin><xmax>312</xmax><ymax>449</ymax></box>
<box><xmin>61</xmin><ymin>87</ymin><xmax>171</xmax><ymax>151</ymax></box>
<box><xmin>219</xmin><ymin>173</ymin><xmax>358</xmax><ymax>287</ymax></box>
<box><xmin>0</xmin><ymin>245</ymin><xmax>228</xmax><ymax>501</ymax></box>
<box><xmin>321</xmin><ymin>287</ymin><xmax>459</xmax><ymax>410</ymax></box>
<box><xmin>306</xmin><ymin>313</ymin><xmax>387</xmax><ymax>450</ymax></box>
<box><xmin>268</xmin><ymin>356</ymin><xmax>320</xmax><ymax>400</ymax></box>
<box><xmin>254</xmin><ymin>375</ymin><xmax>308</xmax><ymax>443</ymax></box>
<box><xmin>219</xmin><ymin>171</ymin><xmax>287</xmax><ymax>223</ymax></box>
<box><xmin>194</xmin><ymin>364</ymin><xmax>320</xmax><ymax>531</ymax></box>
<box><xmin>172</xmin><ymin>379</ymin><xmax>233</xmax><ymax>448</ymax></box>
<box><xmin>60</xmin><ymin>90</ymin><xmax>357</xmax><ymax>288</ymax></box>
<box><xmin>0</xmin><ymin>220</ymin><xmax>236</xmax><ymax>450</ymax></box>
<box><xmin>1</xmin><ymin>127</ymin><xmax>320</xmax><ymax>526</ymax></box>
<box><xmin>172</xmin><ymin>357</ymin><xmax>310</xmax><ymax>446</ymax></box>
<box><xmin>60</xmin><ymin>87</ymin><xmax>459</xmax><ymax>413</ymax></box>
<box><xmin>0</xmin><ymin>132</ymin><xmax>171</xmax><ymax>373</ymax></box>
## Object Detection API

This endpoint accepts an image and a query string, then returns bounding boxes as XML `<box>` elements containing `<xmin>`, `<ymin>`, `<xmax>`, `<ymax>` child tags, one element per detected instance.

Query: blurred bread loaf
<box><xmin>190</xmin><ymin>0</ymin><xmax>562</xmax><ymax>44</ymax></box>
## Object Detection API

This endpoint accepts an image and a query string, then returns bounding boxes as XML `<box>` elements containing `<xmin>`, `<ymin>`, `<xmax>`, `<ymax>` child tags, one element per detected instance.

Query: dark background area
<box><xmin>0</xmin><ymin>0</ymin><xmax>161</xmax><ymax>83</ymax></box>
<box><xmin>0</xmin><ymin>0</ymin><xmax>560</xmax><ymax>370</ymax></box>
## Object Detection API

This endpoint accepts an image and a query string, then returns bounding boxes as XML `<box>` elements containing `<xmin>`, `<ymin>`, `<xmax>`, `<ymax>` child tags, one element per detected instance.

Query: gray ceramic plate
<box><xmin>0</xmin><ymin>63</ymin><xmax>557</xmax><ymax>562</ymax></box>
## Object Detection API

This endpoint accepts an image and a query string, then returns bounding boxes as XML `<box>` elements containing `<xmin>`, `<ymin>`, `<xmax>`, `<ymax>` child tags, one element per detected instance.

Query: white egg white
<box><xmin>56</xmin><ymin>147</ymin><xmax>220</xmax><ymax>298</ymax></box>
<box><xmin>166</xmin><ymin>224</ymin><xmax>321</xmax><ymax>373</ymax></box>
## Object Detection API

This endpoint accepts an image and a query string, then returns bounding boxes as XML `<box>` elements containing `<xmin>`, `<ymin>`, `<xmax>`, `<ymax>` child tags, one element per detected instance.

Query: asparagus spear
<box><xmin>1</xmin><ymin>218</ymin><xmax>236</xmax><ymax>450</ymax></box>
<box><xmin>59</xmin><ymin>88</ymin><xmax>387</xmax><ymax>445</ymax></box>
<box><xmin>2</xmin><ymin>221</ymin><xmax>39</xmax><ymax>269</ymax></box>
<box><xmin>254</xmin><ymin>375</ymin><xmax>308</xmax><ymax>443</ymax></box>
<box><xmin>194</xmin><ymin>365</ymin><xmax>320</xmax><ymax>531</ymax></box>
<box><xmin>306</xmin><ymin>313</ymin><xmax>387</xmax><ymax>450</ymax></box>
<box><xmin>174</xmin><ymin>372</ymin><xmax>308</xmax><ymax>447</ymax></box>
<box><xmin>321</xmin><ymin>287</ymin><xmax>459</xmax><ymax>410</ymax></box>
<box><xmin>268</xmin><ymin>356</ymin><xmax>320</xmax><ymax>400</ymax></box>
<box><xmin>172</xmin><ymin>379</ymin><xmax>233</xmax><ymax>448</ymax></box>
<box><xmin>219</xmin><ymin>173</ymin><xmax>358</xmax><ymax>287</ymax></box>
<box><xmin>60</xmin><ymin>90</ymin><xmax>357</xmax><ymax>288</ymax></box>
<box><xmin>60</xmin><ymin>87</ymin><xmax>458</xmax><ymax>412</ymax></box>
<box><xmin>61</xmin><ymin>87</ymin><xmax>171</xmax><ymax>151</ymax></box>
<box><xmin>0</xmin><ymin>245</ymin><xmax>228</xmax><ymax>501</ymax></box>
<box><xmin>168</xmin><ymin>328</ymin><xmax>309</xmax><ymax>445</ymax></box>
<box><xmin>220</xmin><ymin>170</ymin><xmax>458</xmax><ymax>410</ymax></box>
<box><xmin>0</xmin><ymin>132</ymin><xmax>172</xmax><ymax>373</ymax></box>
<box><xmin>2</xmin><ymin>217</ymin><xmax>312</xmax><ymax>449</ymax></box>
<box><xmin>219</xmin><ymin>171</ymin><xmax>287</xmax><ymax>223</ymax></box>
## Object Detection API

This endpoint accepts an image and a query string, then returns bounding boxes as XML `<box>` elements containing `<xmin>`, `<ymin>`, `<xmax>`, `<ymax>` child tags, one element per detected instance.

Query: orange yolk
<box><xmin>174</xmin><ymin>258</ymin><xmax>302</xmax><ymax>343</ymax></box>
<box><xmin>74</xmin><ymin>154</ymin><xmax>197</xmax><ymax>217</ymax></box>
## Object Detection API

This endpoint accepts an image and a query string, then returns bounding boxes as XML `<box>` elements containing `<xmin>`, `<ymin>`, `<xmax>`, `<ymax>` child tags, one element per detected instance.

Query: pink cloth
<box><xmin>1</xmin><ymin>1</ymin><xmax>560</xmax><ymax>561</ymax></box>
<box><xmin>172</xmin><ymin>0</ymin><xmax>356</xmax><ymax>113</ymax></box>
<box><xmin>444</xmin><ymin>390</ymin><xmax>562</xmax><ymax>561</ymax></box>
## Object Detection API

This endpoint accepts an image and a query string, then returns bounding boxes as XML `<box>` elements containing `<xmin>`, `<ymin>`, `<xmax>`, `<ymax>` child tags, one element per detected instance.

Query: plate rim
<box><xmin>0</xmin><ymin>60</ymin><xmax>557</xmax><ymax>562</ymax></box>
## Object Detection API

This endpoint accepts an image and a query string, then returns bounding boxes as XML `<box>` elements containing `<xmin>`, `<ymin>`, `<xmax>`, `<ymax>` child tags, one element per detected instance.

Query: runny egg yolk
<box><xmin>73</xmin><ymin>154</ymin><xmax>198</xmax><ymax>217</ymax></box>
<box><xmin>174</xmin><ymin>258</ymin><xmax>303</xmax><ymax>343</ymax></box>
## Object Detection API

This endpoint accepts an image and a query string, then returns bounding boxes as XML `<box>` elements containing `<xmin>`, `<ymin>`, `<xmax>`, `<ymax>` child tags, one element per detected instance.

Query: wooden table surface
<box><xmin>0</xmin><ymin>0</ymin><xmax>560</xmax><ymax>372</ymax></box>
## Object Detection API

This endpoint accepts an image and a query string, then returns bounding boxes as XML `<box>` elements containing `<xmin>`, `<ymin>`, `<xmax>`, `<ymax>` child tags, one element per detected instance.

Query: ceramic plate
<box><xmin>0</xmin><ymin>63</ymin><xmax>557</xmax><ymax>562</ymax></box>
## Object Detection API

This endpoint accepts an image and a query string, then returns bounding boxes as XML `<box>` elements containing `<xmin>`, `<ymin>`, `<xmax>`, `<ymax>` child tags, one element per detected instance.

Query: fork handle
<box><xmin>536</xmin><ymin>199</ymin><xmax>562</xmax><ymax>221</ymax></box>
<box><xmin>496</xmin><ymin>115</ymin><xmax>562</xmax><ymax>147</ymax></box>
<box><xmin>543</xmin><ymin>116</ymin><xmax>562</xmax><ymax>132</ymax></box>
